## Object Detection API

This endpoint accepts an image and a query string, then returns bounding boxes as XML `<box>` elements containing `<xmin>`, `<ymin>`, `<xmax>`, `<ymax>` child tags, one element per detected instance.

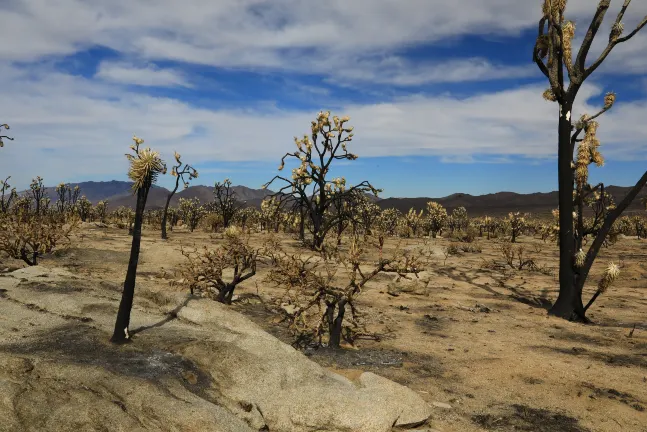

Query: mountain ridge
<box><xmin>17</xmin><ymin>180</ymin><xmax>647</xmax><ymax>216</ymax></box>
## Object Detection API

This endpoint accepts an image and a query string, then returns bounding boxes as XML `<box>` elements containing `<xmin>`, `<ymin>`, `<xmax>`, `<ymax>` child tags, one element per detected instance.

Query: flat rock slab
<box><xmin>0</xmin><ymin>267</ymin><xmax>434</xmax><ymax>431</ymax></box>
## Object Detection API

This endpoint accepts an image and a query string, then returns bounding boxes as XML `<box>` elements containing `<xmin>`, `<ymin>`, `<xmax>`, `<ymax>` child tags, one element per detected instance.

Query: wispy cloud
<box><xmin>95</xmin><ymin>62</ymin><xmax>192</xmax><ymax>87</ymax></box>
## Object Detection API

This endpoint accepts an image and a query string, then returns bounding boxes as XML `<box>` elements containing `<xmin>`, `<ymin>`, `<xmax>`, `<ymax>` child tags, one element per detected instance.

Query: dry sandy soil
<box><xmin>3</xmin><ymin>223</ymin><xmax>646</xmax><ymax>432</ymax></box>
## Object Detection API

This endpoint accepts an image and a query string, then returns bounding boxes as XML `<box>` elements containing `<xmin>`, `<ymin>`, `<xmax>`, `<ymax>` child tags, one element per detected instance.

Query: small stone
<box><xmin>181</xmin><ymin>370</ymin><xmax>198</xmax><ymax>385</ymax></box>
<box><xmin>432</xmin><ymin>401</ymin><xmax>452</xmax><ymax>409</ymax></box>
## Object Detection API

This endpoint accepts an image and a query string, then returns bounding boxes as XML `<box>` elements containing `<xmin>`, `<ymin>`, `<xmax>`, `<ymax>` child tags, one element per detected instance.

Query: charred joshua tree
<box><xmin>0</xmin><ymin>176</ymin><xmax>17</xmax><ymax>213</ymax></box>
<box><xmin>111</xmin><ymin>135</ymin><xmax>166</xmax><ymax>344</ymax></box>
<box><xmin>534</xmin><ymin>0</ymin><xmax>647</xmax><ymax>321</ymax></box>
<box><xmin>264</xmin><ymin>111</ymin><xmax>381</xmax><ymax>250</ymax></box>
<box><xmin>161</xmin><ymin>151</ymin><xmax>198</xmax><ymax>239</ymax></box>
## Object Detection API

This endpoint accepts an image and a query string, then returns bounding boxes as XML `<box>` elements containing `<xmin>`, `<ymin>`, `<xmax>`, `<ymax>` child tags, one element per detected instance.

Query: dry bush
<box><xmin>179</xmin><ymin>226</ymin><xmax>260</xmax><ymax>304</ymax></box>
<box><xmin>265</xmin><ymin>238</ymin><xmax>422</xmax><ymax>349</ymax></box>
<box><xmin>459</xmin><ymin>241</ymin><xmax>483</xmax><ymax>253</ymax></box>
<box><xmin>442</xmin><ymin>244</ymin><xmax>462</xmax><ymax>265</ymax></box>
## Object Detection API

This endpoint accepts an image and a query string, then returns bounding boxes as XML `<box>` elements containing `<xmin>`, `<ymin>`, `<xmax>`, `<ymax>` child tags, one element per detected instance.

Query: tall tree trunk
<box><xmin>328</xmin><ymin>300</ymin><xmax>346</xmax><ymax>349</ymax></box>
<box><xmin>161</xmin><ymin>181</ymin><xmax>179</xmax><ymax>239</ymax></box>
<box><xmin>111</xmin><ymin>187</ymin><xmax>149</xmax><ymax>343</ymax></box>
<box><xmin>549</xmin><ymin>103</ymin><xmax>578</xmax><ymax>319</ymax></box>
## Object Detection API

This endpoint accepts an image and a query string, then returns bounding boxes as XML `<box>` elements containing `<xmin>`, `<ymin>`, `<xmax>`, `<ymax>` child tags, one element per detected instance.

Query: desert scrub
<box><xmin>266</xmin><ymin>237</ymin><xmax>421</xmax><ymax>349</ymax></box>
<box><xmin>179</xmin><ymin>225</ymin><xmax>260</xmax><ymax>304</ymax></box>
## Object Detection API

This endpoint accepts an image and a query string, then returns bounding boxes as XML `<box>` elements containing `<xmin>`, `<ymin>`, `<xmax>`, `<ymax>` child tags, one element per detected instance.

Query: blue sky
<box><xmin>1</xmin><ymin>0</ymin><xmax>647</xmax><ymax>198</ymax></box>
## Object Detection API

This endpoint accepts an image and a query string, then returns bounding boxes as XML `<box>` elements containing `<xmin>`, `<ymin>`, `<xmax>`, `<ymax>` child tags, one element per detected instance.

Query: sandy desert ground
<box><xmin>2</xmin><ymin>222</ymin><xmax>646</xmax><ymax>432</ymax></box>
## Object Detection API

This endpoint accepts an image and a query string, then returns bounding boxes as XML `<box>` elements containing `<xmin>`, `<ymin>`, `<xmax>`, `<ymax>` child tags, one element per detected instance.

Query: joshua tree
<box><xmin>111</xmin><ymin>135</ymin><xmax>166</xmax><ymax>344</ymax></box>
<box><xmin>0</xmin><ymin>176</ymin><xmax>17</xmax><ymax>213</ymax></box>
<box><xmin>534</xmin><ymin>0</ymin><xmax>647</xmax><ymax>320</ymax></box>
<box><xmin>0</xmin><ymin>123</ymin><xmax>13</xmax><ymax>148</ymax></box>
<box><xmin>161</xmin><ymin>151</ymin><xmax>198</xmax><ymax>239</ymax></box>
<box><xmin>213</xmin><ymin>178</ymin><xmax>241</xmax><ymax>228</ymax></box>
<box><xmin>178</xmin><ymin>197</ymin><xmax>204</xmax><ymax>232</ymax></box>
<box><xmin>263</xmin><ymin>111</ymin><xmax>381</xmax><ymax>250</ymax></box>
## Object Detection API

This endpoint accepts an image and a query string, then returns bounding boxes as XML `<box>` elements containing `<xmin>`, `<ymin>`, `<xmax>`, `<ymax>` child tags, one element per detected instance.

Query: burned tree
<box><xmin>111</xmin><ymin>135</ymin><xmax>166</xmax><ymax>344</ymax></box>
<box><xmin>266</xmin><ymin>238</ymin><xmax>423</xmax><ymax>349</ymax></box>
<box><xmin>161</xmin><ymin>151</ymin><xmax>198</xmax><ymax>239</ymax></box>
<box><xmin>0</xmin><ymin>177</ymin><xmax>17</xmax><ymax>213</ymax></box>
<box><xmin>534</xmin><ymin>0</ymin><xmax>647</xmax><ymax>320</ymax></box>
<box><xmin>179</xmin><ymin>226</ymin><xmax>259</xmax><ymax>304</ymax></box>
<box><xmin>264</xmin><ymin>111</ymin><xmax>381</xmax><ymax>250</ymax></box>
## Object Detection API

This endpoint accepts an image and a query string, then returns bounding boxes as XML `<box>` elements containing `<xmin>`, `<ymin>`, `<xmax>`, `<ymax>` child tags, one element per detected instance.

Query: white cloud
<box><xmin>95</xmin><ymin>62</ymin><xmax>191</xmax><ymax>87</ymax></box>
<box><xmin>2</xmin><ymin>0</ymin><xmax>646</xmax><ymax>85</ymax></box>
<box><xmin>1</xmin><ymin>63</ymin><xmax>647</xmax><ymax>190</ymax></box>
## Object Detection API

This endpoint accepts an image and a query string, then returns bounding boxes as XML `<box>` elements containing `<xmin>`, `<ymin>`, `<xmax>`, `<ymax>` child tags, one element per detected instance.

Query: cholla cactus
<box><xmin>0</xmin><ymin>123</ymin><xmax>13</xmax><ymax>148</ymax></box>
<box><xmin>76</xmin><ymin>196</ymin><xmax>92</xmax><ymax>222</ymax></box>
<box><xmin>426</xmin><ymin>201</ymin><xmax>447</xmax><ymax>238</ymax></box>
<box><xmin>94</xmin><ymin>200</ymin><xmax>108</xmax><ymax>223</ymax></box>
<box><xmin>404</xmin><ymin>208</ymin><xmax>424</xmax><ymax>237</ymax></box>
<box><xmin>260</xmin><ymin>197</ymin><xmax>282</xmax><ymax>232</ymax></box>
<box><xmin>506</xmin><ymin>212</ymin><xmax>529</xmax><ymax>243</ymax></box>
<box><xmin>448</xmin><ymin>206</ymin><xmax>468</xmax><ymax>234</ymax></box>
<box><xmin>0</xmin><ymin>209</ymin><xmax>78</xmax><ymax>265</ymax></box>
<box><xmin>178</xmin><ymin>197</ymin><xmax>205</xmax><ymax>232</ymax></box>
<box><xmin>111</xmin><ymin>135</ymin><xmax>166</xmax><ymax>344</ymax></box>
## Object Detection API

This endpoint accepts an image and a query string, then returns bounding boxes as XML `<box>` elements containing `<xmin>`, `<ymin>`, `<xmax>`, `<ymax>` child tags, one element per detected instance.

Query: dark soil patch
<box><xmin>472</xmin><ymin>404</ymin><xmax>590</xmax><ymax>432</ymax></box>
<box><xmin>533</xmin><ymin>345</ymin><xmax>647</xmax><ymax>368</ymax></box>
<box><xmin>581</xmin><ymin>382</ymin><xmax>645</xmax><ymax>412</ymax></box>
<box><xmin>18</xmin><ymin>281</ymin><xmax>84</xmax><ymax>294</ymax></box>
<box><xmin>0</xmin><ymin>323</ymin><xmax>212</xmax><ymax>397</ymax></box>
<box><xmin>47</xmin><ymin>248</ymin><xmax>130</xmax><ymax>266</ymax></box>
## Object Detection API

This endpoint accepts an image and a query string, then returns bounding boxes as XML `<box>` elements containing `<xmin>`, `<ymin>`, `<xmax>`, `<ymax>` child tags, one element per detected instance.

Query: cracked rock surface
<box><xmin>0</xmin><ymin>266</ymin><xmax>432</xmax><ymax>432</ymax></box>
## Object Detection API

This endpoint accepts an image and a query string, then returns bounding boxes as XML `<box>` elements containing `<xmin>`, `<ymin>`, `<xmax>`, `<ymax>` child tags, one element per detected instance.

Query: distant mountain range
<box><xmin>18</xmin><ymin>181</ymin><xmax>647</xmax><ymax>217</ymax></box>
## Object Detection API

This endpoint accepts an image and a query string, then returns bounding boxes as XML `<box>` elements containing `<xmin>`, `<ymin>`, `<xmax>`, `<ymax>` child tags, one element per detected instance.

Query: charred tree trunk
<box><xmin>328</xmin><ymin>299</ymin><xmax>346</xmax><ymax>349</ymax></box>
<box><xmin>111</xmin><ymin>186</ymin><xmax>149</xmax><ymax>343</ymax></box>
<box><xmin>161</xmin><ymin>180</ymin><xmax>181</xmax><ymax>240</ymax></box>
<box><xmin>216</xmin><ymin>284</ymin><xmax>236</xmax><ymax>304</ymax></box>
<box><xmin>549</xmin><ymin>102</ymin><xmax>578</xmax><ymax>319</ymax></box>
